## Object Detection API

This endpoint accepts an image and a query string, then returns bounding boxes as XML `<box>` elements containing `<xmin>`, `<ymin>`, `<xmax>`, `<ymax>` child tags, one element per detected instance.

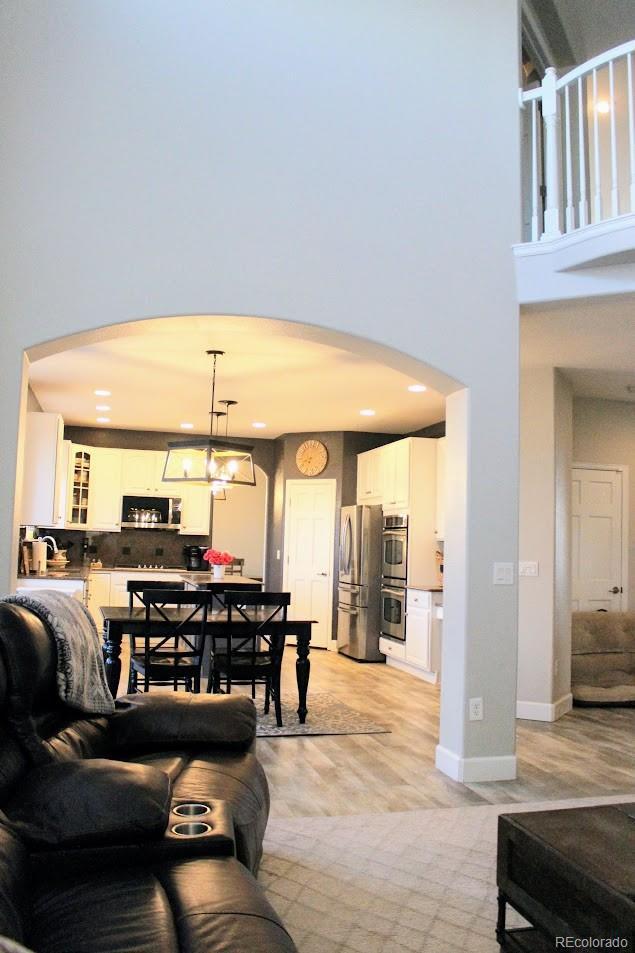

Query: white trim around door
<box><xmin>283</xmin><ymin>479</ymin><xmax>337</xmax><ymax>650</ymax></box>
<box><xmin>572</xmin><ymin>462</ymin><xmax>629</xmax><ymax>611</ymax></box>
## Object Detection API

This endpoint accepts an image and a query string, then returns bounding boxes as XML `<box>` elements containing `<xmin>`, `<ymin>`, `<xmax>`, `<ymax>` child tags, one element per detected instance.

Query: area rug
<box><xmin>260</xmin><ymin>793</ymin><xmax>635</xmax><ymax>953</ymax></box>
<box><xmin>256</xmin><ymin>692</ymin><xmax>390</xmax><ymax>737</ymax></box>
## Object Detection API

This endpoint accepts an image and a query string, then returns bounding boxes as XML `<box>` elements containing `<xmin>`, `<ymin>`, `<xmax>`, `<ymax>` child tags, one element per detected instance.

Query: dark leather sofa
<box><xmin>0</xmin><ymin>602</ymin><xmax>297</xmax><ymax>953</ymax></box>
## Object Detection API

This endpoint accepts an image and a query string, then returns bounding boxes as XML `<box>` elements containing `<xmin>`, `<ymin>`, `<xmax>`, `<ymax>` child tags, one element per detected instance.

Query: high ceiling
<box><xmin>521</xmin><ymin>294</ymin><xmax>635</xmax><ymax>402</ymax></box>
<box><xmin>28</xmin><ymin>316</ymin><xmax>445</xmax><ymax>437</ymax></box>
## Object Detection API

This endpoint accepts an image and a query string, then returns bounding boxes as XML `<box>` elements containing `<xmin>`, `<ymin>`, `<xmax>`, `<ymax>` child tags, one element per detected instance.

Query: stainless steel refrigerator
<box><xmin>337</xmin><ymin>504</ymin><xmax>383</xmax><ymax>661</ymax></box>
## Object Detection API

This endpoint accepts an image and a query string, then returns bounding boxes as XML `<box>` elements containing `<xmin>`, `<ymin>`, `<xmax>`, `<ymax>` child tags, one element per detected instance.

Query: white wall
<box><xmin>573</xmin><ymin>397</ymin><xmax>635</xmax><ymax>607</ymax></box>
<box><xmin>211</xmin><ymin>473</ymin><xmax>267</xmax><ymax>580</ymax></box>
<box><xmin>517</xmin><ymin>367</ymin><xmax>573</xmax><ymax>720</ymax></box>
<box><xmin>0</xmin><ymin>0</ymin><xmax>520</xmax><ymax>780</ymax></box>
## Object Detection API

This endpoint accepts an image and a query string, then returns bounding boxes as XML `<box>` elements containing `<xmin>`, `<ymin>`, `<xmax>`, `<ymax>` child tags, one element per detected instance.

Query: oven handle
<box><xmin>382</xmin><ymin>587</ymin><xmax>406</xmax><ymax>596</ymax></box>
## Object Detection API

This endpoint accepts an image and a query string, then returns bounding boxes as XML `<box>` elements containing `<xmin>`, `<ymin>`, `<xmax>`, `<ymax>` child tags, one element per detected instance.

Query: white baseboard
<box><xmin>435</xmin><ymin>745</ymin><xmax>517</xmax><ymax>783</ymax></box>
<box><xmin>385</xmin><ymin>656</ymin><xmax>438</xmax><ymax>683</ymax></box>
<box><xmin>516</xmin><ymin>693</ymin><xmax>572</xmax><ymax>722</ymax></box>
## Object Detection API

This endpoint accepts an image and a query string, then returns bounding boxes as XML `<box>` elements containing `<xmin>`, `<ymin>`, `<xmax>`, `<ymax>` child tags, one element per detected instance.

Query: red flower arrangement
<box><xmin>203</xmin><ymin>548</ymin><xmax>234</xmax><ymax>566</ymax></box>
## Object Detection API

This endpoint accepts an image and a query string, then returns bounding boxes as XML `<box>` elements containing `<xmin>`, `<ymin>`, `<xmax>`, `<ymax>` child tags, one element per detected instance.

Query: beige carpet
<box><xmin>260</xmin><ymin>794</ymin><xmax>635</xmax><ymax>953</ymax></box>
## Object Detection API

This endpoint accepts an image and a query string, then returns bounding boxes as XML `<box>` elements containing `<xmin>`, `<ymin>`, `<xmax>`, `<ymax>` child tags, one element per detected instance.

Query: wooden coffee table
<box><xmin>497</xmin><ymin>803</ymin><xmax>635</xmax><ymax>951</ymax></box>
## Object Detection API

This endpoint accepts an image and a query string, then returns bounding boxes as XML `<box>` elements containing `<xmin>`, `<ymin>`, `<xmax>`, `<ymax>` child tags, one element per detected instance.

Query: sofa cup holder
<box><xmin>171</xmin><ymin>821</ymin><xmax>212</xmax><ymax>837</ymax></box>
<box><xmin>172</xmin><ymin>802</ymin><xmax>211</xmax><ymax>818</ymax></box>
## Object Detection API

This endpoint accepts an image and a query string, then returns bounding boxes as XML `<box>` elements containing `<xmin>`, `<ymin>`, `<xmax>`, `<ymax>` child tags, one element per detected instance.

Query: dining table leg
<box><xmin>295</xmin><ymin>626</ymin><xmax>311</xmax><ymax>724</ymax></box>
<box><xmin>103</xmin><ymin>621</ymin><xmax>123</xmax><ymax>698</ymax></box>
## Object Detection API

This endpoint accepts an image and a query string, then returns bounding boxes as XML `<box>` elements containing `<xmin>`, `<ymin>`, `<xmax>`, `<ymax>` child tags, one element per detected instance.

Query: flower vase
<box><xmin>212</xmin><ymin>564</ymin><xmax>225</xmax><ymax>579</ymax></box>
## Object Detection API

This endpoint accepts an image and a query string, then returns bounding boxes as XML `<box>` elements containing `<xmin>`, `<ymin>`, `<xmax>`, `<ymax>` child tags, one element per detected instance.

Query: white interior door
<box><xmin>572</xmin><ymin>466</ymin><xmax>625</xmax><ymax>610</ymax></box>
<box><xmin>283</xmin><ymin>479</ymin><xmax>336</xmax><ymax>649</ymax></box>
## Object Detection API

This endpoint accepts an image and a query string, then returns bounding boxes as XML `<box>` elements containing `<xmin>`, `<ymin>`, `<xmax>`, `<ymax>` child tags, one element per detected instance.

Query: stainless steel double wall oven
<box><xmin>380</xmin><ymin>514</ymin><xmax>408</xmax><ymax>641</ymax></box>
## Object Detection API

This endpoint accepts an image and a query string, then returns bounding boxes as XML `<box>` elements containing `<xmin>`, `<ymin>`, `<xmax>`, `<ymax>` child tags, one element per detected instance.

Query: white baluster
<box><xmin>578</xmin><ymin>76</ymin><xmax>589</xmax><ymax>227</ymax></box>
<box><xmin>531</xmin><ymin>99</ymin><xmax>540</xmax><ymax>241</ymax></box>
<box><xmin>541</xmin><ymin>67</ymin><xmax>562</xmax><ymax>239</ymax></box>
<box><xmin>564</xmin><ymin>84</ymin><xmax>575</xmax><ymax>231</ymax></box>
<box><xmin>628</xmin><ymin>52</ymin><xmax>635</xmax><ymax>212</ymax></box>
<box><xmin>592</xmin><ymin>68</ymin><xmax>602</xmax><ymax>221</ymax></box>
<box><xmin>609</xmin><ymin>60</ymin><xmax>619</xmax><ymax>217</ymax></box>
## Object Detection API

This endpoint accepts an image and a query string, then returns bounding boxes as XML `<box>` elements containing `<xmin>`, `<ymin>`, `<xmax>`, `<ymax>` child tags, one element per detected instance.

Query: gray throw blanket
<box><xmin>4</xmin><ymin>591</ymin><xmax>114</xmax><ymax>715</ymax></box>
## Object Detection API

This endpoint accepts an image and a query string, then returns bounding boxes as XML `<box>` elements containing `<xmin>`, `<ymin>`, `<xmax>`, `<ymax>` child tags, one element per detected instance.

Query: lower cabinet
<box><xmin>86</xmin><ymin>572</ymin><xmax>112</xmax><ymax>627</ymax></box>
<box><xmin>405</xmin><ymin>589</ymin><xmax>432</xmax><ymax>670</ymax></box>
<box><xmin>380</xmin><ymin>589</ymin><xmax>442</xmax><ymax>681</ymax></box>
<box><xmin>16</xmin><ymin>577</ymin><xmax>85</xmax><ymax>601</ymax></box>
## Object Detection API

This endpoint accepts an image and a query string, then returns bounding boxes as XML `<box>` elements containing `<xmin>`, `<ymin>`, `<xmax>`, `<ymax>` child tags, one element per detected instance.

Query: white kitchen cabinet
<box><xmin>356</xmin><ymin>448</ymin><xmax>383</xmax><ymax>504</ymax></box>
<box><xmin>86</xmin><ymin>571</ymin><xmax>112</xmax><ymax>626</ymax></box>
<box><xmin>179</xmin><ymin>484</ymin><xmax>211</xmax><ymax>536</ymax></box>
<box><xmin>121</xmin><ymin>450</ymin><xmax>160</xmax><ymax>495</ymax></box>
<box><xmin>66</xmin><ymin>445</ymin><xmax>93</xmax><ymax>528</ymax></box>
<box><xmin>378</xmin><ymin>635</ymin><xmax>406</xmax><ymax>660</ymax></box>
<box><xmin>382</xmin><ymin>439</ymin><xmax>410</xmax><ymax>510</ymax></box>
<box><xmin>109</xmin><ymin>570</ymin><xmax>184</xmax><ymax>608</ymax></box>
<box><xmin>435</xmin><ymin>437</ymin><xmax>446</xmax><ymax>540</ymax></box>
<box><xmin>21</xmin><ymin>412</ymin><xmax>67</xmax><ymax>528</ymax></box>
<box><xmin>405</xmin><ymin>590</ymin><xmax>432</xmax><ymax>670</ymax></box>
<box><xmin>87</xmin><ymin>448</ymin><xmax>122</xmax><ymax>532</ymax></box>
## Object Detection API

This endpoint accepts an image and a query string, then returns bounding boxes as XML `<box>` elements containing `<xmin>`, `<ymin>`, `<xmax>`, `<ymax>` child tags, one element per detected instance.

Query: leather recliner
<box><xmin>0</xmin><ymin>602</ymin><xmax>296</xmax><ymax>952</ymax></box>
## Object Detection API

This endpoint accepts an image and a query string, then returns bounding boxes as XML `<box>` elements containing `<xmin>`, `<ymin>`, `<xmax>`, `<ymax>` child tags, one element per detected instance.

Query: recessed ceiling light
<box><xmin>595</xmin><ymin>100</ymin><xmax>610</xmax><ymax>114</ymax></box>
<box><xmin>94</xmin><ymin>389</ymin><xmax>111</xmax><ymax>397</ymax></box>
<box><xmin>407</xmin><ymin>384</ymin><xmax>427</xmax><ymax>393</ymax></box>
<box><xmin>95</xmin><ymin>404</ymin><xmax>111</xmax><ymax>412</ymax></box>
<box><xmin>180</xmin><ymin>422</ymin><xmax>194</xmax><ymax>429</ymax></box>
<box><xmin>96</xmin><ymin>417</ymin><xmax>110</xmax><ymax>424</ymax></box>
<box><xmin>252</xmin><ymin>422</ymin><xmax>267</xmax><ymax>429</ymax></box>
<box><xmin>359</xmin><ymin>409</ymin><xmax>376</xmax><ymax>417</ymax></box>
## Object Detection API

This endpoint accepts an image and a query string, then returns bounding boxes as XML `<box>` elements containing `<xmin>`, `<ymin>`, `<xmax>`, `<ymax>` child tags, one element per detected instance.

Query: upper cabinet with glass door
<box><xmin>67</xmin><ymin>446</ymin><xmax>92</xmax><ymax>527</ymax></box>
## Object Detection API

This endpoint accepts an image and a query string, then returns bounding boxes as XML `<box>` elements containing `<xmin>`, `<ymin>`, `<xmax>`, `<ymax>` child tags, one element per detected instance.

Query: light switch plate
<box><xmin>519</xmin><ymin>561</ymin><xmax>539</xmax><ymax>577</ymax></box>
<box><xmin>493</xmin><ymin>562</ymin><xmax>514</xmax><ymax>585</ymax></box>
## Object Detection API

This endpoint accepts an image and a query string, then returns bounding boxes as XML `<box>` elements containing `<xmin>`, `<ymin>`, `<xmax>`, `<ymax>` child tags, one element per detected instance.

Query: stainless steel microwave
<box><xmin>121</xmin><ymin>495</ymin><xmax>182</xmax><ymax>529</ymax></box>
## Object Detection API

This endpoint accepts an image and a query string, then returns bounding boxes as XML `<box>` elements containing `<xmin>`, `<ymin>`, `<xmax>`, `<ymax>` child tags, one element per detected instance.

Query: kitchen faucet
<box><xmin>40</xmin><ymin>535</ymin><xmax>58</xmax><ymax>555</ymax></box>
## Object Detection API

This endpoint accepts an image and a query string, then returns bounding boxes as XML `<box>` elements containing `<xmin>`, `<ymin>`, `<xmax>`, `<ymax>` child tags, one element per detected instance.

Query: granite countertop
<box><xmin>18</xmin><ymin>568</ymin><xmax>90</xmax><ymax>581</ymax></box>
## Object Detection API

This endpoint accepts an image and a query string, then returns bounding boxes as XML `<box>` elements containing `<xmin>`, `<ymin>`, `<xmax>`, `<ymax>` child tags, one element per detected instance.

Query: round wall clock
<box><xmin>296</xmin><ymin>439</ymin><xmax>329</xmax><ymax>476</ymax></box>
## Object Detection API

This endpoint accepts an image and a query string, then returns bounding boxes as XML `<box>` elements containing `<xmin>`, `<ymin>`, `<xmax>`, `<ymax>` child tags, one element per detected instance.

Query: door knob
<box><xmin>610</xmin><ymin>586</ymin><xmax>621</xmax><ymax>594</ymax></box>
<box><xmin>317</xmin><ymin>572</ymin><xmax>328</xmax><ymax>577</ymax></box>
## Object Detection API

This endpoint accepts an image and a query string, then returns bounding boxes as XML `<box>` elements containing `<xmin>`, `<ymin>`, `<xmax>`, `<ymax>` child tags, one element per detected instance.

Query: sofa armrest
<box><xmin>111</xmin><ymin>693</ymin><xmax>256</xmax><ymax>751</ymax></box>
<box><xmin>6</xmin><ymin>759</ymin><xmax>171</xmax><ymax>849</ymax></box>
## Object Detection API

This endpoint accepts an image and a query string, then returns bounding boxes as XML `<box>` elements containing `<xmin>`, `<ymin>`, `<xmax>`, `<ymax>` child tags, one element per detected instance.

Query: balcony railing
<box><xmin>521</xmin><ymin>40</ymin><xmax>635</xmax><ymax>243</ymax></box>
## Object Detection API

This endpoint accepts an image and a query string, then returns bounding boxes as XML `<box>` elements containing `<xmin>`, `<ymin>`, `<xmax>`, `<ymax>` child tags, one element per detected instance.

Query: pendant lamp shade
<box><xmin>162</xmin><ymin>350</ymin><xmax>256</xmax><ymax>488</ymax></box>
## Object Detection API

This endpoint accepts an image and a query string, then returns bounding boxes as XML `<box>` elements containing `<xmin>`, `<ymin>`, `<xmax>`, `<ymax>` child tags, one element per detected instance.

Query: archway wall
<box><xmin>0</xmin><ymin>1</ymin><xmax>520</xmax><ymax>778</ymax></box>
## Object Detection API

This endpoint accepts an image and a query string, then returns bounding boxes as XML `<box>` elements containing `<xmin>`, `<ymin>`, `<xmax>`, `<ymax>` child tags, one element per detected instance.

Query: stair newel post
<box><xmin>541</xmin><ymin>67</ymin><xmax>563</xmax><ymax>240</ymax></box>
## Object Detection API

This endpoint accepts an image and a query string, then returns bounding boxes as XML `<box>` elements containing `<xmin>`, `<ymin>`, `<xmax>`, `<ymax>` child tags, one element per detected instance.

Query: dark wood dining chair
<box><xmin>207</xmin><ymin>591</ymin><xmax>291</xmax><ymax>727</ymax></box>
<box><xmin>127</xmin><ymin>579</ymin><xmax>185</xmax><ymax>610</ymax></box>
<box><xmin>128</xmin><ymin>588</ymin><xmax>215</xmax><ymax>694</ymax></box>
<box><xmin>226</xmin><ymin>558</ymin><xmax>245</xmax><ymax>575</ymax></box>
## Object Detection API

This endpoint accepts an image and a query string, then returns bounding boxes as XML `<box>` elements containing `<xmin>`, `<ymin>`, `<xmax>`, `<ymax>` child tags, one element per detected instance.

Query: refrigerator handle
<box><xmin>345</xmin><ymin>515</ymin><xmax>352</xmax><ymax>574</ymax></box>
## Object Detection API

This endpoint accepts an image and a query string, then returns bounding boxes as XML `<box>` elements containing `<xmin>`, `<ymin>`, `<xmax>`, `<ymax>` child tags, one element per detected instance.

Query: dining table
<box><xmin>99</xmin><ymin>599</ymin><xmax>314</xmax><ymax>723</ymax></box>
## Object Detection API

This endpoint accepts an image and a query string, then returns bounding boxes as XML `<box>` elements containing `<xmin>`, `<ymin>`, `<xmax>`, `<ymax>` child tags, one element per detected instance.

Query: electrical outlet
<box><xmin>469</xmin><ymin>697</ymin><xmax>483</xmax><ymax>721</ymax></box>
<box><xmin>155</xmin><ymin>547</ymin><xmax>164</xmax><ymax>556</ymax></box>
<box><xmin>276</xmin><ymin>549</ymin><xmax>281</xmax><ymax>560</ymax></box>
<box><xmin>554</xmin><ymin>658</ymin><xmax>559</xmax><ymax>677</ymax></box>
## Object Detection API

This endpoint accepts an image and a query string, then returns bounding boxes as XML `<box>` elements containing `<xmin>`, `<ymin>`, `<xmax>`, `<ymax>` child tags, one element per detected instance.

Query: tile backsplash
<box><xmin>51</xmin><ymin>528</ymin><xmax>209</xmax><ymax>568</ymax></box>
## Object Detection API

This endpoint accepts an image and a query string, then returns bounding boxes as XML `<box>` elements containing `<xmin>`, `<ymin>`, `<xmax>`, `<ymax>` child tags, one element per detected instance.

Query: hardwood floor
<box><xmin>257</xmin><ymin>649</ymin><xmax>635</xmax><ymax>818</ymax></box>
<box><xmin>116</xmin><ymin>642</ymin><xmax>635</xmax><ymax>818</ymax></box>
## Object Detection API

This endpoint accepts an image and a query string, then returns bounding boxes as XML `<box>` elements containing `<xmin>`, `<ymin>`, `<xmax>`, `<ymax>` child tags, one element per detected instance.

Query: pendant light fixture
<box><xmin>162</xmin><ymin>350</ymin><xmax>256</xmax><ymax>488</ymax></box>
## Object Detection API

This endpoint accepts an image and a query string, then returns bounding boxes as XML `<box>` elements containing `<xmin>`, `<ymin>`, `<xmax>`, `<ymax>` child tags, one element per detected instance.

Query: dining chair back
<box><xmin>207</xmin><ymin>591</ymin><xmax>291</xmax><ymax>727</ymax></box>
<box><xmin>127</xmin><ymin>579</ymin><xmax>185</xmax><ymax>610</ymax></box>
<box><xmin>128</xmin><ymin>588</ymin><xmax>215</xmax><ymax>694</ymax></box>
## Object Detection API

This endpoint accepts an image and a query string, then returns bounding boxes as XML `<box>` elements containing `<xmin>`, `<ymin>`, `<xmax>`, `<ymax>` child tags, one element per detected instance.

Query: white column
<box><xmin>541</xmin><ymin>67</ymin><xmax>563</xmax><ymax>240</ymax></box>
<box><xmin>0</xmin><ymin>347</ymin><xmax>29</xmax><ymax>594</ymax></box>
<box><xmin>436</xmin><ymin>386</ymin><xmax>518</xmax><ymax>783</ymax></box>
<box><xmin>517</xmin><ymin>367</ymin><xmax>573</xmax><ymax>722</ymax></box>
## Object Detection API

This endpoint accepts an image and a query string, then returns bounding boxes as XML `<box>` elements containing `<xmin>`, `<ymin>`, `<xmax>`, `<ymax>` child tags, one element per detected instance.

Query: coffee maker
<box><xmin>183</xmin><ymin>545</ymin><xmax>205</xmax><ymax>571</ymax></box>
